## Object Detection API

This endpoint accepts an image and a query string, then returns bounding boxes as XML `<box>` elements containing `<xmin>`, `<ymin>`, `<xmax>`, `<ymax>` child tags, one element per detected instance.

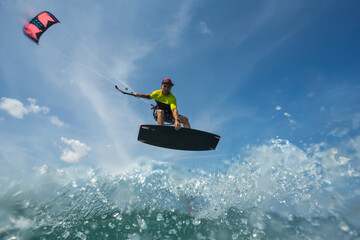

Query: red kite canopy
<box><xmin>24</xmin><ymin>11</ymin><xmax>60</xmax><ymax>44</ymax></box>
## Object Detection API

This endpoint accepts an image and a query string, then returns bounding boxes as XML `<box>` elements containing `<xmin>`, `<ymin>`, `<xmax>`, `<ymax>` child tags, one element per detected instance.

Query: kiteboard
<box><xmin>138</xmin><ymin>125</ymin><xmax>221</xmax><ymax>151</ymax></box>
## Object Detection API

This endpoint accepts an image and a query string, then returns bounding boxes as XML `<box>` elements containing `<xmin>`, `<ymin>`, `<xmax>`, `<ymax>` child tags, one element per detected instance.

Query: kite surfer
<box><xmin>133</xmin><ymin>78</ymin><xmax>191</xmax><ymax>130</ymax></box>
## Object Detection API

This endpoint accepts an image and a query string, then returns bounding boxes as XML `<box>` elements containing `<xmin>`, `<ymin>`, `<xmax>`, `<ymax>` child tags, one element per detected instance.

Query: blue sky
<box><xmin>1</xmin><ymin>0</ymin><xmax>360</xmax><ymax>174</ymax></box>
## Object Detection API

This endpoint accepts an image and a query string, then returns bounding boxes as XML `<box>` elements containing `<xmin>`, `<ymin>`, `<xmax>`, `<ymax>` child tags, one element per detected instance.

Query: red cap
<box><xmin>162</xmin><ymin>78</ymin><xmax>174</xmax><ymax>86</ymax></box>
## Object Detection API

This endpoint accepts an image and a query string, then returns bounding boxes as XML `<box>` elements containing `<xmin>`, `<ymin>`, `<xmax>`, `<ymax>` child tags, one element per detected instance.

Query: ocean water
<box><xmin>1</xmin><ymin>139</ymin><xmax>359</xmax><ymax>240</ymax></box>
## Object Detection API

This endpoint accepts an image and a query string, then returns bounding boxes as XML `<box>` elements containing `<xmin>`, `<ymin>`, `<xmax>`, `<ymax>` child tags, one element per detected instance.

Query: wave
<box><xmin>0</xmin><ymin>138</ymin><xmax>359</xmax><ymax>239</ymax></box>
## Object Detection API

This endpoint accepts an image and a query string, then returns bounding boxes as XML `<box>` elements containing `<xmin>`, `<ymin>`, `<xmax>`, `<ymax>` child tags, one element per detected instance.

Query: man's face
<box><xmin>161</xmin><ymin>84</ymin><xmax>172</xmax><ymax>95</ymax></box>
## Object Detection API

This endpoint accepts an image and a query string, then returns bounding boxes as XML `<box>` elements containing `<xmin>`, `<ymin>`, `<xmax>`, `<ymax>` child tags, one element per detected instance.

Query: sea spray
<box><xmin>0</xmin><ymin>138</ymin><xmax>359</xmax><ymax>239</ymax></box>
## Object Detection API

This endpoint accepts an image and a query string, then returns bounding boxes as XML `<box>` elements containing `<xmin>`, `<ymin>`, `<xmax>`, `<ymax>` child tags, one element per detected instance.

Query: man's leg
<box><xmin>179</xmin><ymin>115</ymin><xmax>191</xmax><ymax>128</ymax></box>
<box><xmin>157</xmin><ymin>109</ymin><xmax>165</xmax><ymax>126</ymax></box>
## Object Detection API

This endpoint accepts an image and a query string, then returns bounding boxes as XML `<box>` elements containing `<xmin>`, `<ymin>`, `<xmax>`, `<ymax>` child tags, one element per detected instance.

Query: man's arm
<box><xmin>133</xmin><ymin>93</ymin><xmax>151</xmax><ymax>99</ymax></box>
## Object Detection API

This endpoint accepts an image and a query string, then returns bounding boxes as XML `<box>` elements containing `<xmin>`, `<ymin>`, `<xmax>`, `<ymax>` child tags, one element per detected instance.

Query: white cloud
<box><xmin>49</xmin><ymin>115</ymin><xmax>65</xmax><ymax>127</ymax></box>
<box><xmin>166</xmin><ymin>0</ymin><xmax>195</xmax><ymax>46</ymax></box>
<box><xmin>0</xmin><ymin>97</ymin><xmax>49</xmax><ymax>119</ymax></box>
<box><xmin>275</xmin><ymin>106</ymin><xmax>282</xmax><ymax>111</ymax></box>
<box><xmin>353</xmin><ymin>113</ymin><xmax>360</xmax><ymax>129</ymax></box>
<box><xmin>0</xmin><ymin>97</ymin><xmax>64</xmax><ymax>126</ymax></box>
<box><xmin>347</xmin><ymin>136</ymin><xmax>360</xmax><ymax>158</ymax></box>
<box><xmin>198</xmin><ymin>21</ymin><xmax>212</xmax><ymax>35</ymax></box>
<box><xmin>60</xmin><ymin>137</ymin><xmax>91</xmax><ymax>163</ymax></box>
<box><xmin>27</xmin><ymin>98</ymin><xmax>49</xmax><ymax>114</ymax></box>
<box><xmin>330</xmin><ymin>128</ymin><xmax>349</xmax><ymax>137</ymax></box>
<box><xmin>0</xmin><ymin>97</ymin><xmax>29</xmax><ymax>119</ymax></box>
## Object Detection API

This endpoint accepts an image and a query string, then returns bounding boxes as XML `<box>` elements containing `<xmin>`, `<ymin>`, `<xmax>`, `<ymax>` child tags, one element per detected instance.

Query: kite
<box><xmin>23</xmin><ymin>11</ymin><xmax>60</xmax><ymax>44</ymax></box>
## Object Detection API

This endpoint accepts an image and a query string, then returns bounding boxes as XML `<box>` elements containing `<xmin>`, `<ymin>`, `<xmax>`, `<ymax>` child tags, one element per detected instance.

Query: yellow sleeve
<box><xmin>150</xmin><ymin>90</ymin><xmax>161</xmax><ymax>99</ymax></box>
<box><xmin>170</xmin><ymin>96</ymin><xmax>177</xmax><ymax>110</ymax></box>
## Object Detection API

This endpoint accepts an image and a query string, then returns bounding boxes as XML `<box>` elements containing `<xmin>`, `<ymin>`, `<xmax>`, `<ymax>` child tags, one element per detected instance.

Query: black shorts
<box><xmin>153</xmin><ymin>108</ymin><xmax>175</xmax><ymax>124</ymax></box>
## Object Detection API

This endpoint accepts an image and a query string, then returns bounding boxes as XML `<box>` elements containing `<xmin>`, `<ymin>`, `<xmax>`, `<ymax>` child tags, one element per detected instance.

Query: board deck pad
<box><xmin>138</xmin><ymin>125</ymin><xmax>221</xmax><ymax>151</ymax></box>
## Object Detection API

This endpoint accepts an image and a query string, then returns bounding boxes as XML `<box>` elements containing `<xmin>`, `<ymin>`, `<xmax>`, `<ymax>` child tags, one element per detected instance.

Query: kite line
<box><xmin>23</xmin><ymin>11</ymin><xmax>152</xmax><ymax>106</ymax></box>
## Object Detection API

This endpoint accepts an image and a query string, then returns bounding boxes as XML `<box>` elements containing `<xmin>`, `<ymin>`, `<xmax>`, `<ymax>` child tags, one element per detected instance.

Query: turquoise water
<box><xmin>1</xmin><ymin>139</ymin><xmax>359</xmax><ymax>239</ymax></box>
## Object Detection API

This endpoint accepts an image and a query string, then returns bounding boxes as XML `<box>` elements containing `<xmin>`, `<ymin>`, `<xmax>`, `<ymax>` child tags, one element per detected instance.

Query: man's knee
<box><xmin>157</xmin><ymin>109</ymin><xmax>164</xmax><ymax>117</ymax></box>
<box><xmin>179</xmin><ymin>115</ymin><xmax>189</xmax><ymax>123</ymax></box>
<box><xmin>179</xmin><ymin>115</ymin><xmax>191</xmax><ymax>128</ymax></box>
<box><xmin>156</xmin><ymin>110</ymin><xmax>165</xmax><ymax>125</ymax></box>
